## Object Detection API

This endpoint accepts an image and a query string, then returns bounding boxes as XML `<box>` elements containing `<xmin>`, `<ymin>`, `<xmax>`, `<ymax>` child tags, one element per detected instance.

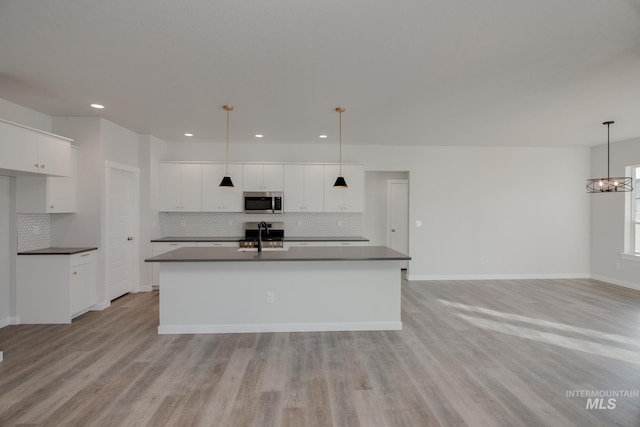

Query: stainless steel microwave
<box><xmin>243</xmin><ymin>192</ymin><xmax>283</xmax><ymax>214</ymax></box>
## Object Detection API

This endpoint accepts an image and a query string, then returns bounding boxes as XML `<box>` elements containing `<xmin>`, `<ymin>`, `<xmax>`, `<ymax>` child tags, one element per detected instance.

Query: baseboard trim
<box><xmin>0</xmin><ymin>317</ymin><xmax>9</xmax><ymax>329</ymax></box>
<box><xmin>406</xmin><ymin>273</ymin><xmax>589</xmax><ymax>281</ymax></box>
<box><xmin>158</xmin><ymin>321</ymin><xmax>403</xmax><ymax>335</ymax></box>
<box><xmin>590</xmin><ymin>275</ymin><xmax>640</xmax><ymax>291</ymax></box>
<box><xmin>91</xmin><ymin>301</ymin><xmax>111</xmax><ymax>311</ymax></box>
<box><xmin>138</xmin><ymin>285</ymin><xmax>153</xmax><ymax>292</ymax></box>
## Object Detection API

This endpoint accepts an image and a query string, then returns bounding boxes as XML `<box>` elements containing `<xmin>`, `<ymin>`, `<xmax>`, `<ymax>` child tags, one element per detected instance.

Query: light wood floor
<box><xmin>1</xmin><ymin>277</ymin><xmax>639</xmax><ymax>426</ymax></box>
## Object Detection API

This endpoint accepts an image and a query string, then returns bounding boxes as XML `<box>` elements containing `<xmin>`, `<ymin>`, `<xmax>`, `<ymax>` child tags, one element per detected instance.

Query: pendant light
<box><xmin>219</xmin><ymin>105</ymin><xmax>234</xmax><ymax>187</ymax></box>
<box><xmin>586</xmin><ymin>121</ymin><xmax>633</xmax><ymax>193</ymax></box>
<box><xmin>333</xmin><ymin>107</ymin><xmax>348</xmax><ymax>188</ymax></box>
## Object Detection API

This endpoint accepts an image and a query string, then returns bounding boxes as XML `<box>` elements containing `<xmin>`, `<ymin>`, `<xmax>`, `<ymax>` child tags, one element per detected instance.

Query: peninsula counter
<box><xmin>146</xmin><ymin>246</ymin><xmax>410</xmax><ymax>334</ymax></box>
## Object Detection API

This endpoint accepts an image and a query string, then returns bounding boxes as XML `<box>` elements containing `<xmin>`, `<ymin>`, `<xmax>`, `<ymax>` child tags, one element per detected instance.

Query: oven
<box><xmin>238</xmin><ymin>222</ymin><xmax>285</xmax><ymax>248</ymax></box>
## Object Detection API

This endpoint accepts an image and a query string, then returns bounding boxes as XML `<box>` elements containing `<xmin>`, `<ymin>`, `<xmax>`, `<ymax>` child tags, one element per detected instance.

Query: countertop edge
<box><xmin>18</xmin><ymin>247</ymin><xmax>98</xmax><ymax>255</ymax></box>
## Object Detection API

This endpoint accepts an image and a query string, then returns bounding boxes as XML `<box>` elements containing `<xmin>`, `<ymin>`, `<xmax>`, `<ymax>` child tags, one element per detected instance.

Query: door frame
<box><xmin>386</xmin><ymin>179</ymin><xmax>409</xmax><ymax>268</ymax></box>
<box><xmin>104</xmin><ymin>161</ymin><xmax>140</xmax><ymax>300</ymax></box>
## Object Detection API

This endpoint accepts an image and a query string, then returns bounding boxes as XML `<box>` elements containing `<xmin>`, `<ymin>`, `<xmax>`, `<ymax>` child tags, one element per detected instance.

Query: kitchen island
<box><xmin>146</xmin><ymin>246</ymin><xmax>409</xmax><ymax>334</ymax></box>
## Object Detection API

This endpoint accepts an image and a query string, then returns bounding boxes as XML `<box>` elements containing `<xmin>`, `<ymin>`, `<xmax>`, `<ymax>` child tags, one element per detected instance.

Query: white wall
<box><xmin>590</xmin><ymin>136</ymin><xmax>640</xmax><ymax>290</ymax></box>
<box><xmin>0</xmin><ymin>98</ymin><xmax>51</xmax><ymax>131</ymax></box>
<box><xmin>139</xmin><ymin>134</ymin><xmax>168</xmax><ymax>290</ymax></box>
<box><xmin>0</xmin><ymin>176</ymin><xmax>12</xmax><ymax>327</ymax></box>
<box><xmin>164</xmin><ymin>142</ymin><xmax>591</xmax><ymax>279</ymax></box>
<box><xmin>364</xmin><ymin>171</ymin><xmax>409</xmax><ymax>246</ymax></box>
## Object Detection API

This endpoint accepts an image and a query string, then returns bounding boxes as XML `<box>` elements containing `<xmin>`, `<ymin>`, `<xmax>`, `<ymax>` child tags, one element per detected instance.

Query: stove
<box><xmin>239</xmin><ymin>222</ymin><xmax>285</xmax><ymax>248</ymax></box>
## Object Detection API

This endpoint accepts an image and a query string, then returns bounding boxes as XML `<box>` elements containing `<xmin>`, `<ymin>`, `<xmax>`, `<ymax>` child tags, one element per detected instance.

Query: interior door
<box><xmin>107</xmin><ymin>165</ymin><xmax>138</xmax><ymax>300</ymax></box>
<box><xmin>387</xmin><ymin>179</ymin><xmax>409</xmax><ymax>260</ymax></box>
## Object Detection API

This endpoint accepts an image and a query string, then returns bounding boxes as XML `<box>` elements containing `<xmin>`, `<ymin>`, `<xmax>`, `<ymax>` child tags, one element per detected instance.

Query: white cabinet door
<box><xmin>263</xmin><ymin>164</ymin><xmax>284</xmax><ymax>191</ymax></box>
<box><xmin>37</xmin><ymin>134</ymin><xmax>70</xmax><ymax>177</ymax></box>
<box><xmin>0</xmin><ymin>120</ymin><xmax>38</xmax><ymax>172</ymax></box>
<box><xmin>323</xmin><ymin>164</ymin><xmax>364</xmax><ymax>212</ymax></box>
<box><xmin>243</xmin><ymin>164</ymin><xmax>283</xmax><ymax>191</ymax></box>
<box><xmin>46</xmin><ymin>147</ymin><xmax>77</xmax><ymax>212</ymax></box>
<box><xmin>180</xmin><ymin>163</ymin><xmax>202</xmax><ymax>211</ymax></box>
<box><xmin>158</xmin><ymin>163</ymin><xmax>202</xmax><ymax>211</ymax></box>
<box><xmin>16</xmin><ymin>147</ymin><xmax>77</xmax><ymax>213</ymax></box>
<box><xmin>284</xmin><ymin>165</ymin><xmax>305</xmax><ymax>212</ymax></box>
<box><xmin>69</xmin><ymin>251</ymin><xmax>97</xmax><ymax>317</ymax></box>
<box><xmin>303</xmin><ymin>164</ymin><xmax>325</xmax><ymax>212</ymax></box>
<box><xmin>284</xmin><ymin>164</ymin><xmax>324</xmax><ymax>212</ymax></box>
<box><xmin>202</xmin><ymin>163</ymin><xmax>243</xmax><ymax>211</ymax></box>
<box><xmin>158</xmin><ymin>163</ymin><xmax>182</xmax><ymax>211</ymax></box>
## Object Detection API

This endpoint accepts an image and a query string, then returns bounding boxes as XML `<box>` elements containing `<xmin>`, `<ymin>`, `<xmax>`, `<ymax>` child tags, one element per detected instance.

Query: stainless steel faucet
<box><xmin>257</xmin><ymin>221</ymin><xmax>268</xmax><ymax>252</ymax></box>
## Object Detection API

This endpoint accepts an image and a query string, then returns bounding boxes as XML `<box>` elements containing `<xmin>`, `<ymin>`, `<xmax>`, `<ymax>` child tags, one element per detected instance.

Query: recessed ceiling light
<box><xmin>255</xmin><ymin>134</ymin><xmax>264</xmax><ymax>138</ymax></box>
<box><xmin>90</xmin><ymin>103</ymin><xmax>104</xmax><ymax>109</ymax></box>
<box><xmin>319</xmin><ymin>135</ymin><xmax>328</xmax><ymax>139</ymax></box>
<box><xmin>184</xmin><ymin>133</ymin><xmax>193</xmax><ymax>137</ymax></box>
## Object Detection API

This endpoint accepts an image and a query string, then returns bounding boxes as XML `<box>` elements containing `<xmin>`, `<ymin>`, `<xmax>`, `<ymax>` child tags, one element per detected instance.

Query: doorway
<box><xmin>105</xmin><ymin>162</ymin><xmax>139</xmax><ymax>301</ymax></box>
<box><xmin>387</xmin><ymin>179</ymin><xmax>409</xmax><ymax>269</ymax></box>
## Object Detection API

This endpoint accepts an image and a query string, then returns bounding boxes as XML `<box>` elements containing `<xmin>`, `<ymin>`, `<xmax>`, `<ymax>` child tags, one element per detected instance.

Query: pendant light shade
<box><xmin>334</xmin><ymin>107</ymin><xmax>348</xmax><ymax>188</ymax></box>
<box><xmin>586</xmin><ymin>121</ymin><xmax>633</xmax><ymax>193</ymax></box>
<box><xmin>219</xmin><ymin>105</ymin><xmax>234</xmax><ymax>187</ymax></box>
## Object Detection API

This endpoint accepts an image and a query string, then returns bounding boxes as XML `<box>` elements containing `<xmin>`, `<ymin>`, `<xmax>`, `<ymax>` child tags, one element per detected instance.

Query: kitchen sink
<box><xmin>236</xmin><ymin>247</ymin><xmax>289</xmax><ymax>252</ymax></box>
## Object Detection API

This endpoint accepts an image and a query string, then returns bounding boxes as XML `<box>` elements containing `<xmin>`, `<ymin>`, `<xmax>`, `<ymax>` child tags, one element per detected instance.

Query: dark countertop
<box><xmin>151</xmin><ymin>236</ymin><xmax>369</xmax><ymax>243</ymax></box>
<box><xmin>18</xmin><ymin>247</ymin><xmax>98</xmax><ymax>255</ymax></box>
<box><xmin>145</xmin><ymin>245</ymin><xmax>409</xmax><ymax>262</ymax></box>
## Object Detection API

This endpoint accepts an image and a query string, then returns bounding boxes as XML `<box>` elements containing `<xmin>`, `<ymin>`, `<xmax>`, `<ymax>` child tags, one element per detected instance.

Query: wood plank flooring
<box><xmin>0</xmin><ymin>277</ymin><xmax>639</xmax><ymax>426</ymax></box>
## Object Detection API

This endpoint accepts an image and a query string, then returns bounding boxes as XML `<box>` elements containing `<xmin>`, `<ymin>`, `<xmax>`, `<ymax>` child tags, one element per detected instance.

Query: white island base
<box><xmin>158</xmin><ymin>260</ymin><xmax>402</xmax><ymax>334</ymax></box>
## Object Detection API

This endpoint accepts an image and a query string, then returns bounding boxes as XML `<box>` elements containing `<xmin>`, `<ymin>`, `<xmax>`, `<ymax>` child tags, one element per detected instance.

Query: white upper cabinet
<box><xmin>243</xmin><ymin>163</ymin><xmax>284</xmax><ymax>191</ymax></box>
<box><xmin>201</xmin><ymin>163</ymin><xmax>243</xmax><ymax>212</ymax></box>
<box><xmin>284</xmin><ymin>164</ymin><xmax>324</xmax><ymax>212</ymax></box>
<box><xmin>323</xmin><ymin>164</ymin><xmax>364</xmax><ymax>212</ymax></box>
<box><xmin>0</xmin><ymin>119</ymin><xmax>71</xmax><ymax>176</ymax></box>
<box><xmin>17</xmin><ymin>146</ymin><xmax>77</xmax><ymax>213</ymax></box>
<box><xmin>158</xmin><ymin>162</ymin><xmax>202</xmax><ymax>211</ymax></box>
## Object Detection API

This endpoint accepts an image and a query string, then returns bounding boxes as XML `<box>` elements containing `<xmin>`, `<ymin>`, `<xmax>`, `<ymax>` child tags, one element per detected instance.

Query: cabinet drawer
<box><xmin>152</xmin><ymin>242</ymin><xmax>190</xmax><ymax>253</ymax></box>
<box><xmin>70</xmin><ymin>250</ymin><xmax>97</xmax><ymax>267</ymax></box>
<box><xmin>197</xmin><ymin>242</ymin><xmax>238</xmax><ymax>247</ymax></box>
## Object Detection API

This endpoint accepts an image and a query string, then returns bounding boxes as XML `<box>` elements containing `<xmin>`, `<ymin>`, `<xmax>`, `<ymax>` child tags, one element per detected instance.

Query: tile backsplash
<box><xmin>161</xmin><ymin>212</ymin><xmax>363</xmax><ymax>237</ymax></box>
<box><xmin>17</xmin><ymin>214</ymin><xmax>51</xmax><ymax>252</ymax></box>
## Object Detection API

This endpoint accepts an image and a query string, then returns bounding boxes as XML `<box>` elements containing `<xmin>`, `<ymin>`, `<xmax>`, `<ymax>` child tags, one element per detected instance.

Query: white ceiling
<box><xmin>1</xmin><ymin>0</ymin><xmax>639</xmax><ymax>147</ymax></box>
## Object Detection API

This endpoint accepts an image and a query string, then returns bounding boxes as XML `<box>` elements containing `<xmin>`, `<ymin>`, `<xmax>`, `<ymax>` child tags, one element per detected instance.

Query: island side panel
<box><xmin>158</xmin><ymin>260</ymin><xmax>402</xmax><ymax>334</ymax></box>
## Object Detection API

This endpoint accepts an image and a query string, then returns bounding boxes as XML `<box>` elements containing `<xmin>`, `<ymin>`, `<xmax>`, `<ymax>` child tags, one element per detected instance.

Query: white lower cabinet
<box><xmin>17</xmin><ymin>250</ymin><xmax>97</xmax><ymax>324</ymax></box>
<box><xmin>284</xmin><ymin>241</ymin><xmax>326</xmax><ymax>249</ymax></box>
<box><xmin>284</xmin><ymin>240</ymin><xmax>368</xmax><ymax>249</ymax></box>
<box><xmin>326</xmin><ymin>241</ymin><xmax>369</xmax><ymax>247</ymax></box>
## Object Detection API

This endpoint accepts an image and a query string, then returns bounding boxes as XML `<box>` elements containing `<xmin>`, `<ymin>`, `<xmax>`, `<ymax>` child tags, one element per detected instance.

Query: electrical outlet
<box><xmin>297</xmin><ymin>220</ymin><xmax>302</xmax><ymax>227</ymax></box>
<box><xmin>180</xmin><ymin>220</ymin><xmax>186</xmax><ymax>227</ymax></box>
<box><xmin>228</xmin><ymin>220</ymin><xmax>233</xmax><ymax>227</ymax></box>
<box><xmin>616</xmin><ymin>262</ymin><xmax>621</xmax><ymax>270</ymax></box>
<box><xmin>337</xmin><ymin>220</ymin><xmax>343</xmax><ymax>227</ymax></box>
<box><xmin>32</xmin><ymin>225</ymin><xmax>40</xmax><ymax>235</ymax></box>
<box><xmin>478</xmin><ymin>258</ymin><xmax>485</xmax><ymax>265</ymax></box>
<box><xmin>415</xmin><ymin>220</ymin><xmax>422</xmax><ymax>227</ymax></box>
<box><xmin>266</xmin><ymin>292</ymin><xmax>275</xmax><ymax>304</ymax></box>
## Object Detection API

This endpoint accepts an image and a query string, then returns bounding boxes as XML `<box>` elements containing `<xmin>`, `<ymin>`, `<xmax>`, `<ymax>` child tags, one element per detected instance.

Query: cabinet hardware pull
<box><xmin>34</xmin><ymin>163</ymin><xmax>39</xmax><ymax>168</ymax></box>
<box><xmin>50</xmin><ymin>205</ymin><xmax>54</xmax><ymax>209</ymax></box>
<box><xmin>73</xmin><ymin>271</ymin><xmax>77</xmax><ymax>275</ymax></box>
<box><xmin>40</xmin><ymin>164</ymin><xmax>45</xmax><ymax>169</ymax></box>
<box><xmin>81</xmin><ymin>253</ymin><xmax>91</xmax><ymax>257</ymax></box>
